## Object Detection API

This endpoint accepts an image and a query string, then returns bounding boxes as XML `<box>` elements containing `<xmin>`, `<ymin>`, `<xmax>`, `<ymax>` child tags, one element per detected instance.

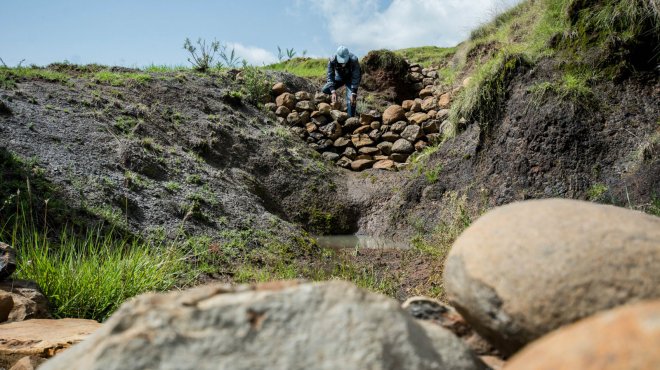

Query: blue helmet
<box><xmin>336</xmin><ymin>46</ymin><xmax>350</xmax><ymax>64</ymax></box>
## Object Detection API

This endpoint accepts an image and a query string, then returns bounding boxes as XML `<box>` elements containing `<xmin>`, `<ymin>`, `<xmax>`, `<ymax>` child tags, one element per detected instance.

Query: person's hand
<box><xmin>350</xmin><ymin>93</ymin><xmax>357</xmax><ymax>106</ymax></box>
<box><xmin>331</xmin><ymin>91</ymin><xmax>337</xmax><ymax>104</ymax></box>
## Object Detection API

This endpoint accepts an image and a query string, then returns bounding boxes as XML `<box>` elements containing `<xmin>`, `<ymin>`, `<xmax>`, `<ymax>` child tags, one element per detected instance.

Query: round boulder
<box><xmin>506</xmin><ymin>301</ymin><xmax>660</xmax><ymax>370</ymax></box>
<box><xmin>272</xmin><ymin>82</ymin><xmax>287</xmax><ymax>96</ymax></box>
<box><xmin>443</xmin><ymin>199</ymin><xmax>660</xmax><ymax>356</ymax></box>
<box><xmin>383</xmin><ymin>105</ymin><xmax>406</xmax><ymax>125</ymax></box>
<box><xmin>392</xmin><ymin>139</ymin><xmax>414</xmax><ymax>154</ymax></box>
<box><xmin>275</xmin><ymin>93</ymin><xmax>296</xmax><ymax>110</ymax></box>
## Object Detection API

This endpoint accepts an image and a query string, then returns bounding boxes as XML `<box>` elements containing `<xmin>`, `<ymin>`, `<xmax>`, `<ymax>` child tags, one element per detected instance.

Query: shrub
<box><xmin>240</xmin><ymin>63</ymin><xmax>272</xmax><ymax>105</ymax></box>
<box><xmin>183</xmin><ymin>38</ymin><xmax>220</xmax><ymax>72</ymax></box>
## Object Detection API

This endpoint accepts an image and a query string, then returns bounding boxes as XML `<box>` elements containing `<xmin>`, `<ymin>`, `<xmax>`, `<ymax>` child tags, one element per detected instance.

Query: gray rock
<box><xmin>295</xmin><ymin>101</ymin><xmax>315</xmax><ymax>111</ymax></box>
<box><xmin>351</xmin><ymin>159</ymin><xmax>375</xmax><ymax>171</ymax></box>
<box><xmin>377</xmin><ymin>141</ymin><xmax>393</xmax><ymax>156</ymax></box>
<box><xmin>358</xmin><ymin>147</ymin><xmax>380</xmax><ymax>156</ymax></box>
<box><xmin>0</xmin><ymin>280</ymin><xmax>51</xmax><ymax>323</ymax></box>
<box><xmin>41</xmin><ymin>281</ymin><xmax>486</xmax><ymax>370</ymax></box>
<box><xmin>382</xmin><ymin>132</ymin><xmax>400</xmax><ymax>142</ymax></box>
<box><xmin>351</xmin><ymin>134</ymin><xmax>374</xmax><ymax>149</ymax></box>
<box><xmin>264</xmin><ymin>103</ymin><xmax>277</xmax><ymax>112</ymax></box>
<box><xmin>314</xmin><ymin>92</ymin><xmax>330</xmax><ymax>104</ymax></box>
<box><xmin>321</xmin><ymin>152</ymin><xmax>340</xmax><ymax>162</ymax></box>
<box><xmin>390</xmin><ymin>153</ymin><xmax>410</xmax><ymax>163</ymax></box>
<box><xmin>330</xmin><ymin>110</ymin><xmax>348</xmax><ymax>123</ymax></box>
<box><xmin>392</xmin><ymin>139</ymin><xmax>414</xmax><ymax>154</ymax></box>
<box><xmin>368</xmin><ymin>129</ymin><xmax>382</xmax><ymax>141</ymax></box>
<box><xmin>333</xmin><ymin>137</ymin><xmax>351</xmax><ymax>148</ymax></box>
<box><xmin>342</xmin><ymin>147</ymin><xmax>357</xmax><ymax>160</ymax></box>
<box><xmin>343</xmin><ymin>117</ymin><xmax>360</xmax><ymax>132</ymax></box>
<box><xmin>422</xmin><ymin>120</ymin><xmax>439</xmax><ymax>134</ymax></box>
<box><xmin>275</xmin><ymin>106</ymin><xmax>290</xmax><ymax>118</ymax></box>
<box><xmin>336</xmin><ymin>156</ymin><xmax>352</xmax><ymax>168</ymax></box>
<box><xmin>294</xmin><ymin>91</ymin><xmax>311</xmax><ymax>101</ymax></box>
<box><xmin>0</xmin><ymin>243</ymin><xmax>16</xmax><ymax>281</ymax></box>
<box><xmin>286</xmin><ymin>112</ymin><xmax>301</xmax><ymax>126</ymax></box>
<box><xmin>401</xmin><ymin>125</ymin><xmax>422</xmax><ymax>142</ymax></box>
<box><xmin>391</xmin><ymin>121</ymin><xmax>408</xmax><ymax>134</ymax></box>
<box><xmin>319</xmin><ymin>122</ymin><xmax>342</xmax><ymax>140</ymax></box>
<box><xmin>444</xmin><ymin>199</ymin><xmax>660</xmax><ymax>356</ymax></box>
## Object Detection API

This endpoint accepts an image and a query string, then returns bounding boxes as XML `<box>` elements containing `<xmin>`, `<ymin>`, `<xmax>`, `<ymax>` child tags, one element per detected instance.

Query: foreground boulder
<box><xmin>443</xmin><ymin>199</ymin><xmax>660</xmax><ymax>356</ymax></box>
<box><xmin>42</xmin><ymin>281</ymin><xmax>487</xmax><ymax>370</ymax></box>
<box><xmin>506</xmin><ymin>301</ymin><xmax>660</xmax><ymax>369</ymax></box>
<box><xmin>0</xmin><ymin>319</ymin><xmax>100</xmax><ymax>369</ymax></box>
<box><xmin>0</xmin><ymin>280</ymin><xmax>51</xmax><ymax>323</ymax></box>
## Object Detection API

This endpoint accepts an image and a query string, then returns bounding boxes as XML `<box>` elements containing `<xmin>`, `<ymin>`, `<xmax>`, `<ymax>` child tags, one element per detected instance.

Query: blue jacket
<box><xmin>327</xmin><ymin>54</ymin><xmax>361</xmax><ymax>94</ymax></box>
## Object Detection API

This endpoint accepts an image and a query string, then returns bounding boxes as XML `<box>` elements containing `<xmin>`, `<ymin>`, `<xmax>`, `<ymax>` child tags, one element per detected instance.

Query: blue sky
<box><xmin>1</xmin><ymin>0</ymin><xmax>521</xmax><ymax>67</ymax></box>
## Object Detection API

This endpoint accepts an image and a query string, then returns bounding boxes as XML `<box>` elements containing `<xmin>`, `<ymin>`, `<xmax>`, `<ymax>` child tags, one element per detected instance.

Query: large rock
<box><xmin>350</xmin><ymin>159</ymin><xmax>375</xmax><ymax>171</ymax></box>
<box><xmin>382</xmin><ymin>105</ymin><xmax>406</xmax><ymax>125</ymax></box>
<box><xmin>330</xmin><ymin>110</ymin><xmax>348</xmax><ymax>123</ymax></box>
<box><xmin>294</xmin><ymin>91</ymin><xmax>311</xmax><ymax>101</ymax></box>
<box><xmin>295</xmin><ymin>101</ymin><xmax>315</xmax><ymax>111</ymax></box>
<box><xmin>351</xmin><ymin>134</ymin><xmax>374</xmax><ymax>149</ymax></box>
<box><xmin>0</xmin><ymin>319</ymin><xmax>100</xmax><ymax>369</ymax></box>
<box><xmin>421</xmin><ymin>97</ymin><xmax>437</xmax><ymax>111</ymax></box>
<box><xmin>319</xmin><ymin>122</ymin><xmax>342</xmax><ymax>140</ymax></box>
<box><xmin>41</xmin><ymin>281</ymin><xmax>486</xmax><ymax>370</ymax></box>
<box><xmin>443</xmin><ymin>199</ymin><xmax>660</xmax><ymax>356</ymax></box>
<box><xmin>506</xmin><ymin>301</ymin><xmax>660</xmax><ymax>370</ymax></box>
<box><xmin>0</xmin><ymin>280</ymin><xmax>51</xmax><ymax>323</ymax></box>
<box><xmin>381</xmin><ymin>132</ymin><xmax>400</xmax><ymax>142</ymax></box>
<box><xmin>333</xmin><ymin>137</ymin><xmax>351</xmax><ymax>148</ymax></box>
<box><xmin>272</xmin><ymin>82</ymin><xmax>287</xmax><ymax>96</ymax></box>
<box><xmin>343</xmin><ymin>117</ymin><xmax>360</xmax><ymax>132</ymax></box>
<box><xmin>275</xmin><ymin>92</ymin><xmax>296</xmax><ymax>110</ymax></box>
<box><xmin>373</xmin><ymin>160</ymin><xmax>396</xmax><ymax>171</ymax></box>
<box><xmin>377</xmin><ymin>141</ymin><xmax>393</xmax><ymax>155</ymax></box>
<box><xmin>392</xmin><ymin>139</ymin><xmax>414</xmax><ymax>154</ymax></box>
<box><xmin>0</xmin><ymin>242</ymin><xmax>16</xmax><ymax>281</ymax></box>
<box><xmin>409</xmin><ymin>112</ymin><xmax>430</xmax><ymax>125</ymax></box>
<box><xmin>286</xmin><ymin>112</ymin><xmax>301</xmax><ymax>126</ymax></box>
<box><xmin>316</xmin><ymin>102</ymin><xmax>332</xmax><ymax>114</ymax></box>
<box><xmin>401</xmin><ymin>125</ymin><xmax>422</xmax><ymax>142</ymax></box>
<box><xmin>275</xmin><ymin>106</ymin><xmax>290</xmax><ymax>118</ymax></box>
<box><xmin>438</xmin><ymin>93</ymin><xmax>451</xmax><ymax>109</ymax></box>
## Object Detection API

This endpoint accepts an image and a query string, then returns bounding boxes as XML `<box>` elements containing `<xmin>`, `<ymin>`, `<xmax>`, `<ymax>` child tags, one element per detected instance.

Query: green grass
<box><xmin>264</xmin><ymin>57</ymin><xmax>327</xmax><ymax>78</ymax></box>
<box><xmin>395</xmin><ymin>46</ymin><xmax>458</xmax><ymax>67</ymax></box>
<box><xmin>93</xmin><ymin>70</ymin><xmax>152</xmax><ymax>86</ymax></box>
<box><xmin>0</xmin><ymin>67</ymin><xmax>70</xmax><ymax>89</ymax></box>
<box><xmin>2</xmin><ymin>208</ymin><xmax>186</xmax><ymax>321</ymax></box>
<box><xmin>142</xmin><ymin>64</ymin><xmax>190</xmax><ymax>72</ymax></box>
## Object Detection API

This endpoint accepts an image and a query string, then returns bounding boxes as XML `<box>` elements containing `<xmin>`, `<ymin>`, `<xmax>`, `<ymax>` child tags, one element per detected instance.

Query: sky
<box><xmin>0</xmin><ymin>0</ymin><xmax>522</xmax><ymax>67</ymax></box>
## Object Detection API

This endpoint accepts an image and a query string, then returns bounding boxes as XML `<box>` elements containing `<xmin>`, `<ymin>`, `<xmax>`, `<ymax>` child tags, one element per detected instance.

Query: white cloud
<box><xmin>307</xmin><ymin>0</ymin><xmax>523</xmax><ymax>53</ymax></box>
<box><xmin>226</xmin><ymin>43</ymin><xmax>278</xmax><ymax>66</ymax></box>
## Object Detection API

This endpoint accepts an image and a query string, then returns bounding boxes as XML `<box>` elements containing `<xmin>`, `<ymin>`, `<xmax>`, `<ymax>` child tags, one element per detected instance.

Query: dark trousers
<box><xmin>322</xmin><ymin>80</ymin><xmax>355</xmax><ymax>117</ymax></box>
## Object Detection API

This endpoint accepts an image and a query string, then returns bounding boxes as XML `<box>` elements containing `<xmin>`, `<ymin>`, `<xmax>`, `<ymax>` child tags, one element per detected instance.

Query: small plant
<box><xmin>277</xmin><ymin>46</ymin><xmax>297</xmax><ymax>61</ymax></box>
<box><xmin>218</xmin><ymin>44</ymin><xmax>242</xmax><ymax>68</ymax></box>
<box><xmin>183</xmin><ymin>38</ymin><xmax>220</xmax><ymax>72</ymax></box>
<box><xmin>587</xmin><ymin>183</ymin><xmax>609</xmax><ymax>202</ymax></box>
<box><xmin>425</xmin><ymin>164</ymin><xmax>443</xmax><ymax>184</ymax></box>
<box><xmin>185</xmin><ymin>174</ymin><xmax>203</xmax><ymax>185</ymax></box>
<box><xmin>240</xmin><ymin>63</ymin><xmax>272</xmax><ymax>105</ymax></box>
<box><xmin>164</xmin><ymin>181</ymin><xmax>181</xmax><ymax>193</ymax></box>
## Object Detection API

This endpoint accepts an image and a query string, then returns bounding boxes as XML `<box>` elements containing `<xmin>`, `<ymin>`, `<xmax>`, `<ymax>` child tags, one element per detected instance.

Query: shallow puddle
<box><xmin>315</xmin><ymin>235</ymin><xmax>410</xmax><ymax>250</ymax></box>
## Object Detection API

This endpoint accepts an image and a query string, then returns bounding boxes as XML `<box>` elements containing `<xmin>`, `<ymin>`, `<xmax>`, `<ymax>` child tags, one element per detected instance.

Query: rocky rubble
<box><xmin>270</xmin><ymin>64</ymin><xmax>455</xmax><ymax>172</ymax></box>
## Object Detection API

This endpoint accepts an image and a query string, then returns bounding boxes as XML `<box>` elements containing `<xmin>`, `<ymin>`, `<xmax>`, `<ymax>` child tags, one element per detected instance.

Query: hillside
<box><xmin>0</xmin><ymin>0</ymin><xmax>658</xmax><ymax>321</ymax></box>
